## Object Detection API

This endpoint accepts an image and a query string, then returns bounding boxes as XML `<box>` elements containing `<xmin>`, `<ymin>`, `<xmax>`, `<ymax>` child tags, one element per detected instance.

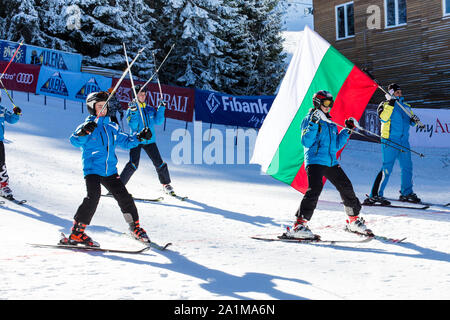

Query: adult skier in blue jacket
<box><xmin>364</xmin><ymin>83</ymin><xmax>422</xmax><ymax>205</ymax></box>
<box><xmin>0</xmin><ymin>91</ymin><xmax>21</xmax><ymax>199</ymax></box>
<box><xmin>119</xmin><ymin>84</ymin><xmax>175</xmax><ymax>195</ymax></box>
<box><xmin>65</xmin><ymin>91</ymin><xmax>153</xmax><ymax>247</ymax></box>
<box><xmin>285</xmin><ymin>90</ymin><xmax>370</xmax><ymax>239</ymax></box>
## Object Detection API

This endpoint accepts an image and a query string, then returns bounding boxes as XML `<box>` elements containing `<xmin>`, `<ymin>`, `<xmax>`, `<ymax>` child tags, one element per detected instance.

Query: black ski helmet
<box><xmin>135</xmin><ymin>84</ymin><xmax>146</xmax><ymax>93</ymax></box>
<box><xmin>86</xmin><ymin>91</ymin><xmax>109</xmax><ymax>116</ymax></box>
<box><xmin>312</xmin><ymin>90</ymin><xmax>334</xmax><ymax>108</ymax></box>
<box><xmin>388</xmin><ymin>83</ymin><xmax>401</xmax><ymax>94</ymax></box>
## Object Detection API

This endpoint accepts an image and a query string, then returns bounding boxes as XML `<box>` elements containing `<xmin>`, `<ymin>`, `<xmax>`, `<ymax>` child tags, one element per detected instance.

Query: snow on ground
<box><xmin>0</xmin><ymin>92</ymin><xmax>449</xmax><ymax>301</ymax></box>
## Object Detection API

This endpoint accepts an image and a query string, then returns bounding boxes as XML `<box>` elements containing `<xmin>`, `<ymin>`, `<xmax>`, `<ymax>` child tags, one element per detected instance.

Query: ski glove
<box><xmin>411</xmin><ymin>115</ymin><xmax>425</xmax><ymax>129</ymax></box>
<box><xmin>137</xmin><ymin>127</ymin><xmax>152</xmax><ymax>141</ymax></box>
<box><xmin>345</xmin><ymin>118</ymin><xmax>356</xmax><ymax>130</ymax></box>
<box><xmin>78</xmin><ymin>121</ymin><xmax>97</xmax><ymax>136</ymax></box>
<box><xmin>13</xmin><ymin>106</ymin><xmax>22</xmax><ymax>115</ymax></box>
<box><xmin>310</xmin><ymin>109</ymin><xmax>322</xmax><ymax>124</ymax></box>
<box><xmin>128</xmin><ymin>99</ymin><xmax>138</xmax><ymax>111</ymax></box>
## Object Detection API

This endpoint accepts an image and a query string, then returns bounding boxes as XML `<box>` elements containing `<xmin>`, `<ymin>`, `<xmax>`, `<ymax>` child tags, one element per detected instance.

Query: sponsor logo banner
<box><xmin>410</xmin><ymin>108</ymin><xmax>450</xmax><ymax>148</ymax></box>
<box><xmin>0</xmin><ymin>61</ymin><xmax>40</xmax><ymax>93</ymax></box>
<box><xmin>111</xmin><ymin>79</ymin><xmax>195</xmax><ymax>122</ymax></box>
<box><xmin>26</xmin><ymin>44</ymin><xmax>82</xmax><ymax>72</ymax></box>
<box><xmin>36</xmin><ymin>66</ymin><xmax>112</xmax><ymax>101</ymax></box>
<box><xmin>194</xmin><ymin>89</ymin><xmax>275</xmax><ymax>128</ymax></box>
<box><xmin>0</xmin><ymin>40</ymin><xmax>82</xmax><ymax>72</ymax></box>
<box><xmin>0</xmin><ymin>40</ymin><xmax>26</xmax><ymax>64</ymax></box>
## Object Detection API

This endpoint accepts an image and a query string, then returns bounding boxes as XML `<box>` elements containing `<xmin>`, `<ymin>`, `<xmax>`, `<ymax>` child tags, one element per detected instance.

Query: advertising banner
<box><xmin>409</xmin><ymin>108</ymin><xmax>450</xmax><ymax>148</ymax></box>
<box><xmin>26</xmin><ymin>44</ymin><xmax>82</xmax><ymax>72</ymax></box>
<box><xmin>0</xmin><ymin>61</ymin><xmax>40</xmax><ymax>93</ymax></box>
<box><xmin>0</xmin><ymin>40</ymin><xmax>26</xmax><ymax>64</ymax></box>
<box><xmin>36</xmin><ymin>66</ymin><xmax>112</xmax><ymax>101</ymax></box>
<box><xmin>111</xmin><ymin>79</ymin><xmax>195</xmax><ymax>122</ymax></box>
<box><xmin>194</xmin><ymin>89</ymin><xmax>275</xmax><ymax>128</ymax></box>
<box><xmin>0</xmin><ymin>40</ymin><xmax>82</xmax><ymax>72</ymax></box>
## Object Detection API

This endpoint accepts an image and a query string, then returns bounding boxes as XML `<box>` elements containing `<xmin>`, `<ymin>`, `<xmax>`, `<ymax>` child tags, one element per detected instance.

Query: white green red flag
<box><xmin>251</xmin><ymin>26</ymin><xmax>378</xmax><ymax>193</ymax></box>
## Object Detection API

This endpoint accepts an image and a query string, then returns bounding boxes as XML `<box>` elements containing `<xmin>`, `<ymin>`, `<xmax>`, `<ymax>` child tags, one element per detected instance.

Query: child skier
<box><xmin>285</xmin><ymin>90</ymin><xmax>370</xmax><ymax>239</ymax></box>
<box><xmin>119</xmin><ymin>84</ymin><xmax>175</xmax><ymax>195</ymax></box>
<box><xmin>0</xmin><ymin>91</ymin><xmax>21</xmax><ymax>199</ymax></box>
<box><xmin>64</xmin><ymin>91</ymin><xmax>153</xmax><ymax>247</ymax></box>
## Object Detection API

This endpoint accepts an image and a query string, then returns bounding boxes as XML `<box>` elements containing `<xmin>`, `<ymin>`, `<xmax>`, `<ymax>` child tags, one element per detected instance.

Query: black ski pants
<box><xmin>74</xmin><ymin>174</ymin><xmax>139</xmax><ymax>225</ymax></box>
<box><xmin>296</xmin><ymin>164</ymin><xmax>361</xmax><ymax>221</ymax></box>
<box><xmin>120</xmin><ymin>143</ymin><xmax>171</xmax><ymax>185</ymax></box>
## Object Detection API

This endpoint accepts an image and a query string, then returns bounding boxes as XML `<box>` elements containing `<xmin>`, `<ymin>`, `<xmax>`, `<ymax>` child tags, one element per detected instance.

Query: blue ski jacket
<box><xmin>126</xmin><ymin>102</ymin><xmax>165</xmax><ymax>145</ymax></box>
<box><xmin>301</xmin><ymin>110</ymin><xmax>351</xmax><ymax>167</ymax></box>
<box><xmin>70</xmin><ymin>116</ymin><xmax>140</xmax><ymax>177</ymax></box>
<box><xmin>0</xmin><ymin>105</ymin><xmax>20</xmax><ymax>141</ymax></box>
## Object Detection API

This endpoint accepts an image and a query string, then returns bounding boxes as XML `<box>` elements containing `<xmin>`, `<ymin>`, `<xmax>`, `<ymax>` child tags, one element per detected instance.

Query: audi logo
<box><xmin>16</xmin><ymin>73</ymin><xmax>35</xmax><ymax>85</ymax></box>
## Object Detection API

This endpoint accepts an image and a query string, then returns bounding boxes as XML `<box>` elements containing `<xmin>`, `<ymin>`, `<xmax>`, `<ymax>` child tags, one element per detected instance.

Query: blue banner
<box><xmin>26</xmin><ymin>44</ymin><xmax>82</xmax><ymax>72</ymax></box>
<box><xmin>0</xmin><ymin>40</ymin><xmax>26</xmax><ymax>64</ymax></box>
<box><xmin>36</xmin><ymin>66</ymin><xmax>112</xmax><ymax>101</ymax></box>
<box><xmin>194</xmin><ymin>89</ymin><xmax>275</xmax><ymax>128</ymax></box>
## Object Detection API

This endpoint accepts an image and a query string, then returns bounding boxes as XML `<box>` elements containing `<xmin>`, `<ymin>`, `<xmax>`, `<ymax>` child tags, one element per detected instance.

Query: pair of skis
<box><xmin>1</xmin><ymin>195</ymin><xmax>27</xmax><ymax>205</ymax></box>
<box><xmin>252</xmin><ymin>223</ymin><xmax>406</xmax><ymax>244</ymax></box>
<box><xmin>101</xmin><ymin>192</ymin><xmax>188</xmax><ymax>203</ymax></box>
<box><xmin>252</xmin><ymin>230</ymin><xmax>406</xmax><ymax>245</ymax></box>
<box><xmin>29</xmin><ymin>233</ymin><xmax>172</xmax><ymax>255</ymax></box>
<box><xmin>362</xmin><ymin>196</ymin><xmax>449</xmax><ymax>211</ymax></box>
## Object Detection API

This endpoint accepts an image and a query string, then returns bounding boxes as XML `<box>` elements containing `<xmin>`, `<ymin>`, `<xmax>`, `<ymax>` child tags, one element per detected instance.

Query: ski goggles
<box><xmin>322</xmin><ymin>99</ymin><xmax>333</xmax><ymax>108</ymax></box>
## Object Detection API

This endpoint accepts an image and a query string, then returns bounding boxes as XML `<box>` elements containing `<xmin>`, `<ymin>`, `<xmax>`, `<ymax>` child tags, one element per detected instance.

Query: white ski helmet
<box><xmin>86</xmin><ymin>91</ymin><xmax>109</xmax><ymax>116</ymax></box>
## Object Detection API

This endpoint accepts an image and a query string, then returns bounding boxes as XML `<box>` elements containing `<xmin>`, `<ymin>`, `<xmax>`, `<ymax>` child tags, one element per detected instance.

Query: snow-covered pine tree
<box><xmin>1</xmin><ymin>0</ymin><xmax>45</xmax><ymax>46</ymax></box>
<box><xmin>226</xmin><ymin>0</ymin><xmax>286</xmax><ymax>96</ymax></box>
<box><xmin>149</xmin><ymin>0</ymin><xmax>236</xmax><ymax>91</ymax></box>
<box><xmin>37</xmin><ymin>0</ymin><xmax>154</xmax><ymax>78</ymax></box>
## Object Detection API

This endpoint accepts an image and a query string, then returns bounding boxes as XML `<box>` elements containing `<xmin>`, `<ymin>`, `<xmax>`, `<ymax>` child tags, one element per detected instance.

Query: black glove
<box><xmin>310</xmin><ymin>109</ymin><xmax>321</xmax><ymax>124</ymax></box>
<box><xmin>137</xmin><ymin>127</ymin><xmax>152</xmax><ymax>141</ymax></box>
<box><xmin>388</xmin><ymin>98</ymin><xmax>396</xmax><ymax>106</ymax></box>
<box><xmin>78</xmin><ymin>121</ymin><xmax>97</xmax><ymax>136</ymax></box>
<box><xmin>345</xmin><ymin>118</ymin><xmax>356</xmax><ymax>130</ymax></box>
<box><xmin>13</xmin><ymin>106</ymin><xmax>22</xmax><ymax>115</ymax></box>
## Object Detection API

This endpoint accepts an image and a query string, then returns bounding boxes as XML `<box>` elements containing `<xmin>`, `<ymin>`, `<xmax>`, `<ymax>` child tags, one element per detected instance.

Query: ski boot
<box><xmin>61</xmin><ymin>221</ymin><xmax>100</xmax><ymax>247</ymax></box>
<box><xmin>346</xmin><ymin>216</ymin><xmax>373</xmax><ymax>236</ymax></box>
<box><xmin>163</xmin><ymin>184</ymin><xmax>174</xmax><ymax>195</ymax></box>
<box><xmin>129</xmin><ymin>220</ymin><xmax>150</xmax><ymax>244</ymax></box>
<box><xmin>363</xmin><ymin>195</ymin><xmax>391</xmax><ymax>206</ymax></box>
<box><xmin>0</xmin><ymin>181</ymin><xmax>14</xmax><ymax>199</ymax></box>
<box><xmin>283</xmin><ymin>218</ymin><xmax>315</xmax><ymax>239</ymax></box>
<box><xmin>399</xmin><ymin>193</ymin><xmax>421</xmax><ymax>204</ymax></box>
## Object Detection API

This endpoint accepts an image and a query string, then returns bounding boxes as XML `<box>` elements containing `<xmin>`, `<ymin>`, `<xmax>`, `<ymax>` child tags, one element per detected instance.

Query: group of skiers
<box><xmin>0</xmin><ymin>81</ymin><xmax>424</xmax><ymax>245</ymax></box>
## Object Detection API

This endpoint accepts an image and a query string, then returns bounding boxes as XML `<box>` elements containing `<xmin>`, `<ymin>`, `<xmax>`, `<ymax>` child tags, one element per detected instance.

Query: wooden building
<box><xmin>312</xmin><ymin>0</ymin><xmax>450</xmax><ymax>108</ymax></box>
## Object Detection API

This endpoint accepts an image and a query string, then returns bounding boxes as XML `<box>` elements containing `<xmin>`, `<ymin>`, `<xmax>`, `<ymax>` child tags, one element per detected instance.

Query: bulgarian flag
<box><xmin>251</xmin><ymin>26</ymin><xmax>378</xmax><ymax>193</ymax></box>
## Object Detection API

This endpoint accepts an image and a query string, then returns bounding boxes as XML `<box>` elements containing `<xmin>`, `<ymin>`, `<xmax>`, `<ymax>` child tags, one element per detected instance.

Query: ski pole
<box><xmin>362</xmin><ymin>69</ymin><xmax>426</xmax><ymax>128</ymax></box>
<box><xmin>0</xmin><ymin>40</ymin><xmax>24</xmax><ymax>81</ymax></box>
<box><xmin>151</xmin><ymin>50</ymin><xmax>166</xmax><ymax>109</ymax></box>
<box><xmin>320</xmin><ymin>115</ymin><xmax>410</xmax><ymax>154</ymax></box>
<box><xmin>0</xmin><ymin>78</ymin><xmax>19</xmax><ymax>108</ymax></box>
<box><xmin>123</xmin><ymin>43</ymin><xmax>147</xmax><ymax>129</ymax></box>
<box><xmin>139</xmin><ymin>43</ymin><xmax>175</xmax><ymax>93</ymax></box>
<box><xmin>0</xmin><ymin>40</ymin><xmax>24</xmax><ymax>109</ymax></box>
<box><xmin>352</xmin><ymin>121</ymin><xmax>425</xmax><ymax>158</ymax></box>
<box><xmin>95</xmin><ymin>46</ymin><xmax>146</xmax><ymax>123</ymax></box>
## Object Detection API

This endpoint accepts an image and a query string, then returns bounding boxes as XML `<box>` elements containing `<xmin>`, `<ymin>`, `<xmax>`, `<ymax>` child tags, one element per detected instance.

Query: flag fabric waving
<box><xmin>251</xmin><ymin>26</ymin><xmax>378</xmax><ymax>193</ymax></box>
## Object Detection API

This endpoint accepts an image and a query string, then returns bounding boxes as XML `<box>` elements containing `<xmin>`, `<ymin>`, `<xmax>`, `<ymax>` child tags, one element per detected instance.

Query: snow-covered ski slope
<box><xmin>0</xmin><ymin>92</ymin><xmax>449</xmax><ymax>300</ymax></box>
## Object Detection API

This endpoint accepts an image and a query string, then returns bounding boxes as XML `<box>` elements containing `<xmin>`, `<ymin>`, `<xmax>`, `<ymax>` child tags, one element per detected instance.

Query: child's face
<box><xmin>95</xmin><ymin>101</ymin><xmax>107</xmax><ymax>117</ymax></box>
<box><xmin>137</xmin><ymin>91</ymin><xmax>146</xmax><ymax>103</ymax></box>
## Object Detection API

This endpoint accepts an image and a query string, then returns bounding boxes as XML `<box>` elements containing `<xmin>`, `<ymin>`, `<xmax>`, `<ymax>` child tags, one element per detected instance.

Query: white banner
<box><xmin>410</xmin><ymin>108</ymin><xmax>450</xmax><ymax>148</ymax></box>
